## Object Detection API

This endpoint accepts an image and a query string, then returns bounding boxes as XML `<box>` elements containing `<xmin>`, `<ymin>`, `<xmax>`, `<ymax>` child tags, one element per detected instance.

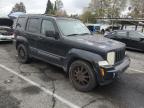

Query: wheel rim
<box><xmin>72</xmin><ymin>65</ymin><xmax>90</xmax><ymax>86</ymax></box>
<box><xmin>19</xmin><ymin>48</ymin><xmax>25</xmax><ymax>60</ymax></box>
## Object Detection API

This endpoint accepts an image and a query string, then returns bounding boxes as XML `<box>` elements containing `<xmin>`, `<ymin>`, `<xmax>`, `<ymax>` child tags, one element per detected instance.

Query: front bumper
<box><xmin>97</xmin><ymin>56</ymin><xmax>130</xmax><ymax>86</ymax></box>
<box><xmin>0</xmin><ymin>35</ymin><xmax>14</xmax><ymax>41</ymax></box>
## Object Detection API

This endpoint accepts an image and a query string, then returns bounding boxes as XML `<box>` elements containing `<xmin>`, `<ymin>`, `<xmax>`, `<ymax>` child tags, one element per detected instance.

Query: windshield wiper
<box><xmin>79</xmin><ymin>33</ymin><xmax>90</xmax><ymax>35</ymax></box>
<box><xmin>67</xmin><ymin>33</ymin><xmax>90</xmax><ymax>36</ymax></box>
<box><xmin>67</xmin><ymin>34</ymin><xmax>79</xmax><ymax>36</ymax></box>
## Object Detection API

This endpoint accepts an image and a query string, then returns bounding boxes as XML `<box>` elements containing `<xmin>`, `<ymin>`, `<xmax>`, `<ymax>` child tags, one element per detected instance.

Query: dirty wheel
<box><xmin>69</xmin><ymin>60</ymin><xmax>97</xmax><ymax>92</ymax></box>
<box><xmin>17</xmin><ymin>44</ymin><xmax>30</xmax><ymax>63</ymax></box>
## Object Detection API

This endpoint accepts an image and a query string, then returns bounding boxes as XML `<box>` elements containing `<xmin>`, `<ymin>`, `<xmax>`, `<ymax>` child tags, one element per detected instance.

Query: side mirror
<box><xmin>45</xmin><ymin>31</ymin><xmax>59</xmax><ymax>39</ymax></box>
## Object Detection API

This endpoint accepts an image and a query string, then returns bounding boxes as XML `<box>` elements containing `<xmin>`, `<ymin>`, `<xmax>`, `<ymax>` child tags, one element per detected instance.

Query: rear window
<box><xmin>16</xmin><ymin>17</ymin><xmax>26</xmax><ymax>30</ymax></box>
<box><xmin>27</xmin><ymin>18</ymin><xmax>40</xmax><ymax>33</ymax></box>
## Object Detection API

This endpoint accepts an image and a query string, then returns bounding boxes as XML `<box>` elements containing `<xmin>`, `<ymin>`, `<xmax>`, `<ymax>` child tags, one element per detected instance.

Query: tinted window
<box><xmin>41</xmin><ymin>20</ymin><xmax>55</xmax><ymax>35</ymax></box>
<box><xmin>16</xmin><ymin>17</ymin><xmax>26</xmax><ymax>30</ymax></box>
<box><xmin>117</xmin><ymin>31</ymin><xmax>127</xmax><ymax>37</ymax></box>
<box><xmin>129</xmin><ymin>31</ymin><xmax>142</xmax><ymax>38</ymax></box>
<box><xmin>27</xmin><ymin>18</ymin><xmax>40</xmax><ymax>33</ymax></box>
<box><xmin>87</xmin><ymin>26</ymin><xmax>94</xmax><ymax>32</ymax></box>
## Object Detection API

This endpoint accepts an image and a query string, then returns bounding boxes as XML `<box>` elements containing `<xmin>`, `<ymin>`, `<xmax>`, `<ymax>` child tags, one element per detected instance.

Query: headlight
<box><xmin>107</xmin><ymin>52</ymin><xmax>115</xmax><ymax>65</ymax></box>
<box><xmin>98</xmin><ymin>61</ymin><xmax>109</xmax><ymax>66</ymax></box>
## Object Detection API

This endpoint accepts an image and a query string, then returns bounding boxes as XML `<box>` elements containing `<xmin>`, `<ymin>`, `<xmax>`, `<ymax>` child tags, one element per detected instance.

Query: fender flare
<box><xmin>63</xmin><ymin>48</ymin><xmax>104</xmax><ymax>72</ymax></box>
<box><xmin>16</xmin><ymin>36</ymin><xmax>29</xmax><ymax>49</ymax></box>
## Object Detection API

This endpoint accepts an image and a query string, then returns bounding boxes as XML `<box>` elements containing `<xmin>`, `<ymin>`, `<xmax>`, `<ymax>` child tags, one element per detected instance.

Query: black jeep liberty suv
<box><xmin>14</xmin><ymin>14</ymin><xmax>130</xmax><ymax>92</ymax></box>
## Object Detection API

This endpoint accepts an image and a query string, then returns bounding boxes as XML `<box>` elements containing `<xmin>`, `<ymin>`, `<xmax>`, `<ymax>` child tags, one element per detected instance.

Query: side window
<box><xmin>41</xmin><ymin>20</ymin><xmax>55</xmax><ymax>35</ymax></box>
<box><xmin>16</xmin><ymin>17</ymin><xmax>26</xmax><ymax>30</ymax></box>
<box><xmin>87</xmin><ymin>26</ymin><xmax>94</xmax><ymax>32</ymax></box>
<box><xmin>27</xmin><ymin>18</ymin><xmax>40</xmax><ymax>33</ymax></box>
<box><xmin>129</xmin><ymin>31</ymin><xmax>141</xmax><ymax>38</ymax></box>
<box><xmin>111</xmin><ymin>31</ymin><xmax>116</xmax><ymax>35</ymax></box>
<box><xmin>117</xmin><ymin>31</ymin><xmax>127</xmax><ymax>38</ymax></box>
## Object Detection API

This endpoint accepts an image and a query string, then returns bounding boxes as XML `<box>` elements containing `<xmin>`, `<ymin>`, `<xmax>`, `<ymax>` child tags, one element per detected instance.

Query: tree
<box><xmin>54</xmin><ymin>0</ymin><xmax>67</xmax><ymax>16</ymax></box>
<box><xmin>11</xmin><ymin>2</ymin><xmax>26</xmax><ymax>13</ymax></box>
<box><xmin>87</xmin><ymin>0</ymin><xmax>128</xmax><ymax>18</ymax></box>
<box><xmin>55</xmin><ymin>0</ymin><xmax>63</xmax><ymax>10</ymax></box>
<box><xmin>129</xmin><ymin>0</ymin><xmax>144</xmax><ymax>18</ymax></box>
<box><xmin>45</xmin><ymin>0</ymin><xmax>53</xmax><ymax>14</ymax></box>
<box><xmin>54</xmin><ymin>1</ymin><xmax>57</xmax><ymax>14</ymax></box>
<box><xmin>56</xmin><ymin>10</ymin><xmax>68</xmax><ymax>17</ymax></box>
<box><xmin>81</xmin><ymin>11</ymin><xmax>96</xmax><ymax>23</ymax></box>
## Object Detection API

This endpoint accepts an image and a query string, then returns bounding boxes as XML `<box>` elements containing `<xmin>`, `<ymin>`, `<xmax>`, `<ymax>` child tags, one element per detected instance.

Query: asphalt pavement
<box><xmin>0</xmin><ymin>42</ymin><xmax>144</xmax><ymax>108</ymax></box>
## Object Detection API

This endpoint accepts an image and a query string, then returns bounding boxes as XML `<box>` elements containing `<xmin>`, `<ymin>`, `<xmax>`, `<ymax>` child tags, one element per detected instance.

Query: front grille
<box><xmin>115</xmin><ymin>49</ymin><xmax>125</xmax><ymax>63</ymax></box>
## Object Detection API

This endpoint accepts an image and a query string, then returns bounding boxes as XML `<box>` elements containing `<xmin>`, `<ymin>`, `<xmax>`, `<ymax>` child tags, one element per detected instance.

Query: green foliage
<box><xmin>11</xmin><ymin>2</ymin><xmax>26</xmax><ymax>13</ymax></box>
<box><xmin>129</xmin><ymin>0</ymin><xmax>144</xmax><ymax>18</ymax></box>
<box><xmin>54</xmin><ymin>1</ymin><xmax>57</xmax><ymax>11</ymax></box>
<box><xmin>45</xmin><ymin>0</ymin><xmax>54</xmax><ymax>14</ymax></box>
<box><xmin>87</xmin><ymin>0</ymin><xmax>128</xmax><ymax>18</ymax></box>
<box><xmin>81</xmin><ymin>11</ymin><xmax>96</xmax><ymax>23</ymax></box>
<box><xmin>55</xmin><ymin>0</ymin><xmax>63</xmax><ymax>10</ymax></box>
<box><xmin>45</xmin><ymin>0</ymin><xmax>65</xmax><ymax>16</ymax></box>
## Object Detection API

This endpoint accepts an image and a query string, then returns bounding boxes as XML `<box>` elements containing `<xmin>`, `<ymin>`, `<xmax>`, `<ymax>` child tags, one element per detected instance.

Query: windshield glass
<box><xmin>57</xmin><ymin>19</ymin><xmax>91</xmax><ymax>36</ymax></box>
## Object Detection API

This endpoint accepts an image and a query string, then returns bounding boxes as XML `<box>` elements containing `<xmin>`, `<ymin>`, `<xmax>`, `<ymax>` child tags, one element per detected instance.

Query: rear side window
<box><xmin>117</xmin><ymin>31</ymin><xmax>127</xmax><ymax>37</ymax></box>
<box><xmin>27</xmin><ymin>18</ymin><xmax>40</xmax><ymax>33</ymax></box>
<box><xmin>16</xmin><ymin>17</ymin><xmax>26</xmax><ymax>30</ymax></box>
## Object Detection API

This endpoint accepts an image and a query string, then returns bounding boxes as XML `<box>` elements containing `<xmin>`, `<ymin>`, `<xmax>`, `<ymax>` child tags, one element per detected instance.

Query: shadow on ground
<box><xmin>90</xmin><ymin>73</ymin><xmax>144</xmax><ymax>108</ymax></box>
<box><xmin>26</xmin><ymin>59</ymin><xmax>144</xmax><ymax>108</ymax></box>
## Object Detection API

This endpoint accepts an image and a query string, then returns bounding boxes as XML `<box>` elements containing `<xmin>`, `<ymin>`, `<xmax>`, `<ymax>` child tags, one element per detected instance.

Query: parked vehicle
<box><xmin>86</xmin><ymin>24</ymin><xmax>101</xmax><ymax>33</ymax></box>
<box><xmin>86</xmin><ymin>23</ymin><xmax>120</xmax><ymax>34</ymax></box>
<box><xmin>105</xmin><ymin>30</ymin><xmax>144</xmax><ymax>51</ymax></box>
<box><xmin>0</xmin><ymin>18</ymin><xmax>14</xmax><ymax>41</ymax></box>
<box><xmin>14</xmin><ymin>15</ymin><xmax>130</xmax><ymax>92</ymax></box>
<box><xmin>0</xmin><ymin>26</ymin><xmax>14</xmax><ymax>41</ymax></box>
<box><xmin>100</xmin><ymin>24</ymin><xmax>120</xmax><ymax>34</ymax></box>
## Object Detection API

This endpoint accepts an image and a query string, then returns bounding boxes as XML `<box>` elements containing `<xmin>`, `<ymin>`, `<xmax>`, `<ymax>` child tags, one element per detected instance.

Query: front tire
<box><xmin>17</xmin><ymin>44</ymin><xmax>30</xmax><ymax>63</ymax></box>
<box><xmin>69</xmin><ymin>60</ymin><xmax>97</xmax><ymax>92</ymax></box>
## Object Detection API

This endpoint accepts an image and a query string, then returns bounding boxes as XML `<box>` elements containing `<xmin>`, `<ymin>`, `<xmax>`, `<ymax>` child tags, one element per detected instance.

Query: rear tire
<box><xmin>69</xmin><ymin>60</ymin><xmax>97</xmax><ymax>92</ymax></box>
<box><xmin>17</xmin><ymin>44</ymin><xmax>30</xmax><ymax>63</ymax></box>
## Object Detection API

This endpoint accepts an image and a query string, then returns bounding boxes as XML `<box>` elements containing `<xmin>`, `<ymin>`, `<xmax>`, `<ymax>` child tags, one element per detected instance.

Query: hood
<box><xmin>66</xmin><ymin>35</ymin><xmax>125</xmax><ymax>52</ymax></box>
<box><xmin>0</xmin><ymin>18</ymin><xmax>13</xmax><ymax>27</ymax></box>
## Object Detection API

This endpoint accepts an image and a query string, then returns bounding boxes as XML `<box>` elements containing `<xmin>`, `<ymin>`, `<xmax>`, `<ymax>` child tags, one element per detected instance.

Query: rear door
<box><xmin>15</xmin><ymin>17</ymin><xmax>27</xmax><ymax>42</ymax></box>
<box><xmin>25</xmin><ymin>17</ymin><xmax>41</xmax><ymax>56</ymax></box>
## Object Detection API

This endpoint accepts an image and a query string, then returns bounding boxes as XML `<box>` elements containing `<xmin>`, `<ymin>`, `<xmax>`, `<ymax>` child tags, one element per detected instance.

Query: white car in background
<box><xmin>0</xmin><ymin>26</ymin><xmax>14</xmax><ymax>41</ymax></box>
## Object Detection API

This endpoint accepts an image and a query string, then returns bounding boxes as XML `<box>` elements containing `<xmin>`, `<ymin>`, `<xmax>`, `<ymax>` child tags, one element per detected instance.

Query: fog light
<box><xmin>100</xmin><ymin>68</ymin><xmax>105</xmax><ymax>77</ymax></box>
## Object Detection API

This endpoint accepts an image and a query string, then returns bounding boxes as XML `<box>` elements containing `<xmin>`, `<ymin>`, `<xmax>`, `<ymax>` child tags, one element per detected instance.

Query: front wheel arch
<box><xmin>69</xmin><ymin>60</ymin><xmax>98</xmax><ymax>92</ymax></box>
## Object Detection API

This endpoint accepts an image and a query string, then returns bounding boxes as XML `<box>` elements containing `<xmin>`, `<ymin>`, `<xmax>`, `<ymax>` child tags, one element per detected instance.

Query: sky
<box><xmin>0</xmin><ymin>0</ymin><xmax>90</xmax><ymax>17</ymax></box>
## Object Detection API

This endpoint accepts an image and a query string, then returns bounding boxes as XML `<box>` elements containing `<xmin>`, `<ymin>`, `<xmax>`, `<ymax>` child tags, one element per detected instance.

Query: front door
<box><xmin>37</xmin><ymin>19</ymin><xmax>65</xmax><ymax>66</ymax></box>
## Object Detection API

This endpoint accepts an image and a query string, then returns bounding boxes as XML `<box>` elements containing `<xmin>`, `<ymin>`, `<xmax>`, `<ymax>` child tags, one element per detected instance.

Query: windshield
<box><xmin>57</xmin><ymin>19</ymin><xmax>91</xmax><ymax>36</ymax></box>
